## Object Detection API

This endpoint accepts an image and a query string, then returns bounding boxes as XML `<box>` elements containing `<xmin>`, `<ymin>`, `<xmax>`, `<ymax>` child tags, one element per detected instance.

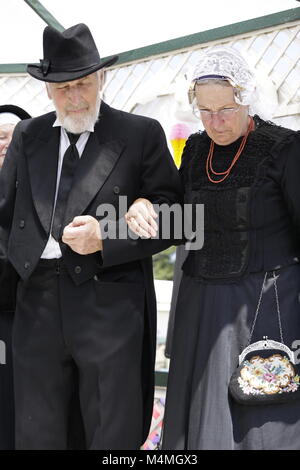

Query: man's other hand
<box><xmin>62</xmin><ymin>215</ymin><xmax>103</xmax><ymax>254</ymax></box>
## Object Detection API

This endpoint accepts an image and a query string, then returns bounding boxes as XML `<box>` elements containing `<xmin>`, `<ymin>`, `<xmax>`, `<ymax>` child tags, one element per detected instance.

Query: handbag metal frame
<box><xmin>238</xmin><ymin>271</ymin><xmax>296</xmax><ymax>365</ymax></box>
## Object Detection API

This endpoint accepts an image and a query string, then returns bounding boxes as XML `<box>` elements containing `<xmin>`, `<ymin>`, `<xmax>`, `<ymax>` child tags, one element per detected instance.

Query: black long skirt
<box><xmin>0</xmin><ymin>311</ymin><xmax>14</xmax><ymax>449</ymax></box>
<box><xmin>162</xmin><ymin>264</ymin><xmax>300</xmax><ymax>450</ymax></box>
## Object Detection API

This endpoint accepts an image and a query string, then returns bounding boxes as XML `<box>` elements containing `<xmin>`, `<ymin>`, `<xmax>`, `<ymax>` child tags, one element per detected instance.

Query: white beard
<box><xmin>56</xmin><ymin>93</ymin><xmax>101</xmax><ymax>134</ymax></box>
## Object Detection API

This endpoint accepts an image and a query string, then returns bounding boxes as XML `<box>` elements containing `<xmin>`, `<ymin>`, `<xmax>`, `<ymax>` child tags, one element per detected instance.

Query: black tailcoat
<box><xmin>0</xmin><ymin>101</ymin><xmax>182</xmax><ymax>448</ymax></box>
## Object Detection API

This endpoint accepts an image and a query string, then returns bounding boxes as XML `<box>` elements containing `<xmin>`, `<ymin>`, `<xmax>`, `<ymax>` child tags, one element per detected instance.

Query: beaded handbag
<box><xmin>229</xmin><ymin>272</ymin><xmax>300</xmax><ymax>405</ymax></box>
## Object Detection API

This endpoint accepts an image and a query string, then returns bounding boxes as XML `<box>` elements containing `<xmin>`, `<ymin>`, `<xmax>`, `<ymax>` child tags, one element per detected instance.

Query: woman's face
<box><xmin>194</xmin><ymin>83</ymin><xmax>249</xmax><ymax>146</ymax></box>
<box><xmin>0</xmin><ymin>123</ymin><xmax>15</xmax><ymax>168</ymax></box>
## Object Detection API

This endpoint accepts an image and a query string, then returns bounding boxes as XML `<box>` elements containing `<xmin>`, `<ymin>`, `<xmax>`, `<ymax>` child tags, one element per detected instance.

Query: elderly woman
<box><xmin>0</xmin><ymin>123</ymin><xmax>15</xmax><ymax>169</ymax></box>
<box><xmin>126</xmin><ymin>47</ymin><xmax>300</xmax><ymax>450</ymax></box>
<box><xmin>0</xmin><ymin>105</ymin><xmax>31</xmax><ymax>170</ymax></box>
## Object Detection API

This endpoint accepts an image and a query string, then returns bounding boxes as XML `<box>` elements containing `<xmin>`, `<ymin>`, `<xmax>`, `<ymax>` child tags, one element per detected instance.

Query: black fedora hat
<box><xmin>27</xmin><ymin>23</ymin><xmax>118</xmax><ymax>83</ymax></box>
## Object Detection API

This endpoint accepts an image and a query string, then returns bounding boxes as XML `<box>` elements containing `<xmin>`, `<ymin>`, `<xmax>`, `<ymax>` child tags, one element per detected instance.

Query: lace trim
<box><xmin>181</xmin><ymin>116</ymin><xmax>296</xmax><ymax>281</ymax></box>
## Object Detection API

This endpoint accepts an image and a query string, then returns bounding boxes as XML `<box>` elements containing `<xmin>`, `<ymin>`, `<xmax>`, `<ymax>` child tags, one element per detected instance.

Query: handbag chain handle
<box><xmin>247</xmin><ymin>271</ymin><xmax>284</xmax><ymax>347</ymax></box>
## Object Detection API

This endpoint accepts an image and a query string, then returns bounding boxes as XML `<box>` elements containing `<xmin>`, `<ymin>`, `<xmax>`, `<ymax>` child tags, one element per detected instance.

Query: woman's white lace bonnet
<box><xmin>188</xmin><ymin>46</ymin><xmax>256</xmax><ymax>106</ymax></box>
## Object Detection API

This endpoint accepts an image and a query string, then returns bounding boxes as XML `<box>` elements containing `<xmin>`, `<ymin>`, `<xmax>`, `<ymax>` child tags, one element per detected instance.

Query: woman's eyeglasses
<box><xmin>193</xmin><ymin>106</ymin><xmax>240</xmax><ymax>121</ymax></box>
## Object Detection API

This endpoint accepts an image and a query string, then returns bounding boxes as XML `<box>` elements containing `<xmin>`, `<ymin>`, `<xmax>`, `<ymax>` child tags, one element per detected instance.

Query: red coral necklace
<box><xmin>206</xmin><ymin>116</ymin><xmax>255</xmax><ymax>184</ymax></box>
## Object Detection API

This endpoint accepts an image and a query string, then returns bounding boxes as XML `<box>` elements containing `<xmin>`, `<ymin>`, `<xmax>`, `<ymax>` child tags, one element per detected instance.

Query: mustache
<box><xmin>65</xmin><ymin>103</ymin><xmax>89</xmax><ymax>112</ymax></box>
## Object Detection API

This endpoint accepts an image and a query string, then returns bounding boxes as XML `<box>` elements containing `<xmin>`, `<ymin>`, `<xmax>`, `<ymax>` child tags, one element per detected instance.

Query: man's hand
<box><xmin>62</xmin><ymin>215</ymin><xmax>103</xmax><ymax>254</ymax></box>
<box><xmin>125</xmin><ymin>198</ymin><xmax>158</xmax><ymax>239</ymax></box>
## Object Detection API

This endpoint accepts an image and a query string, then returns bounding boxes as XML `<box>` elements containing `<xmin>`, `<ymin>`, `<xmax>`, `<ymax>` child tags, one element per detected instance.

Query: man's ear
<box><xmin>46</xmin><ymin>83</ymin><xmax>52</xmax><ymax>100</ymax></box>
<box><xmin>98</xmin><ymin>70</ymin><xmax>105</xmax><ymax>91</ymax></box>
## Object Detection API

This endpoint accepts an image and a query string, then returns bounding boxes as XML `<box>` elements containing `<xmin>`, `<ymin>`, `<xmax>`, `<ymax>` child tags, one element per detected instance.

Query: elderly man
<box><xmin>0</xmin><ymin>24</ymin><xmax>182</xmax><ymax>450</ymax></box>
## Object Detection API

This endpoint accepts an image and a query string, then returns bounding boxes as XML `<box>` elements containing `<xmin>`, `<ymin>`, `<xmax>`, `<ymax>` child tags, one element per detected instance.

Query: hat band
<box><xmin>39</xmin><ymin>59</ymin><xmax>101</xmax><ymax>76</ymax></box>
<box><xmin>192</xmin><ymin>74</ymin><xmax>243</xmax><ymax>90</ymax></box>
<box><xmin>194</xmin><ymin>74</ymin><xmax>229</xmax><ymax>81</ymax></box>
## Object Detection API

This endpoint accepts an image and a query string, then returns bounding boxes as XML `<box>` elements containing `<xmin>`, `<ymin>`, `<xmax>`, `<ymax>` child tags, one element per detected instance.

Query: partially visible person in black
<box><xmin>0</xmin><ymin>105</ymin><xmax>31</xmax><ymax>449</ymax></box>
<box><xmin>0</xmin><ymin>105</ymin><xmax>31</xmax><ymax>169</ymax></box>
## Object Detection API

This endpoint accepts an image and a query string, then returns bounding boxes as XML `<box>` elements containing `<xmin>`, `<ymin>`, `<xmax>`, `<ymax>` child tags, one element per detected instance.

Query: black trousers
<box><xmin>13</xmin><ymin>259</ymin><xmax>145</xmax><ymax>449</ymax></box>
<box><xmin>0</xmin><ymin>311</ymin><xmax>83</xmax><ymax>450</ymax></box>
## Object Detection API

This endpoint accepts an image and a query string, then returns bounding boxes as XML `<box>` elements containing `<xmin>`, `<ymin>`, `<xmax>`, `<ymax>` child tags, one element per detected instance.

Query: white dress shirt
<box><xmin>41</xmin><ymin>118</ymin><xmax>94</xmax><ymax>259</ymax></box>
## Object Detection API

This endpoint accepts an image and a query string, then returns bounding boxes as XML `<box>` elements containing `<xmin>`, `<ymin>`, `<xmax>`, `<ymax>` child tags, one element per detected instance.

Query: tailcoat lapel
<box><xmin>26</xmin><ymin>104</ymin><xmax>124</xmax><ymax>235</ymax></box>
<box><xmin>25</xmin><ymin>118</ymin><xmax>60</xmax><ymax>235</ymax></box>
<box><xmin>63</xmin><ymin>103</ymin><xmax>125</xmax><ymax>226</ymax></box>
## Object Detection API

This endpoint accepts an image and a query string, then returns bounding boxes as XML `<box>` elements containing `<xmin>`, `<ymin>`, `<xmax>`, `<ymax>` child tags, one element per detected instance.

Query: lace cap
<box><xmin>188</xmin><ymin>46</ymin><xmax>256</xmax><ymax>106</ymax></box>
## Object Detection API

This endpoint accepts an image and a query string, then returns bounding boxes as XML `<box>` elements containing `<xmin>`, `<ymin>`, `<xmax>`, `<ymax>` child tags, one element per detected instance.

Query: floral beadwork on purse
<box><xmin>238</xmin><ymin>351</ymin><xmax>299</xmax><ymax>396</ymax></box>
<box><xmin>229</xmin><ymin>272</ymin><xmax>300</xmax><ymax>405</ymax></box>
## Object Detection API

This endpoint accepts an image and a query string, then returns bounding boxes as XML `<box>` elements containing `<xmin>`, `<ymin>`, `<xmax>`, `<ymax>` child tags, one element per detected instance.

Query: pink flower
<box><xmin>263</xmin><ymin>372</ymin><xmax>276</xmax><ymax>383</ymax></box>
<box><xmin>288</xmin><ymin>383</ymin><xmax>298</xmax><ymax>392</ymax></box>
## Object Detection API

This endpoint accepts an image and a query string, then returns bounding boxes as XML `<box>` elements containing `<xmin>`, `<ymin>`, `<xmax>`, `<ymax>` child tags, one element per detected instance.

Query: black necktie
<box><xmin>51</xmin><ymin>132</ymin><xmax>80</xmax><ymax>240</ymax></box>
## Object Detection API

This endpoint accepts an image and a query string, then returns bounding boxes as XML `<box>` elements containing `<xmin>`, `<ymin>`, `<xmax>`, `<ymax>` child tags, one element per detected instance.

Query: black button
<box><xmin>74</xmin><ymin>266</ymin><xmax>82</xmax><ymax>274</ymax></box>
<box><xmin>113</xmin><ymin>186</ymin><xmax>120</xmax><ymax>195</ymax></box>
<box><xmin>15</xmin><ymin>180</ymin><xmax>19</xmax><ymax>188</ymax></box>
<box><xmin>19</xmin><ymin>220</ymin><xmax>25</xmax><ymax>229</ymax></box>
<box><xmin>24</xmin><ymin>261</ymin><xmax>30</xmax><ymax>269</ymax></box>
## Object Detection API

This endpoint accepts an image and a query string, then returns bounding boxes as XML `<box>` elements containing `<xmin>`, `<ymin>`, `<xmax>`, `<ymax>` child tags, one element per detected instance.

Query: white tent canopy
<box><xmin>1</xmin><ymin>0</ymin><xmax>298</xmax><ymax>63</ymax></box>
<box><xmin>0</xmin><ymin>1</ymin><xmax>299</xmax><ymax>132</ymax></box>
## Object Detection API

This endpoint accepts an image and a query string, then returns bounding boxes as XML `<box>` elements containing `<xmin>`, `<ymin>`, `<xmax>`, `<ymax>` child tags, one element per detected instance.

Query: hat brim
<box><xmin>27</xmin><ymin>55</ymin><xmax>118</xmax><ymax>83</ymax></box>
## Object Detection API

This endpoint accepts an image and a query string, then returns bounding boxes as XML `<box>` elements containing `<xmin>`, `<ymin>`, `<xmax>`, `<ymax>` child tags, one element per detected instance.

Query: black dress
<box><xmin>0</xmin><ymin>262</ymin><xmax>17</xmax><ymax>449</ymax></box>
<box><xmin>162</xmin><ymin>116</ymin><xmax>300</xmax><ymax>450</ymax></box>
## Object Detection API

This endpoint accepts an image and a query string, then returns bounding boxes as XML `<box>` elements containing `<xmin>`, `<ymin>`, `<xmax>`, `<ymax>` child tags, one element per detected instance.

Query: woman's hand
<box><xmin>125</xmin><ymin>198</ymin><xmax>158</xmax><ymax>238</ymax></box>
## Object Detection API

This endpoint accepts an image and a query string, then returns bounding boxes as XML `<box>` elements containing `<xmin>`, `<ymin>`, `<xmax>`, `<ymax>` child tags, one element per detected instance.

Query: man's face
<box><xmin>0</xmin><ymin>123</ymin><xmax>15</xmax><ymax>168</ymax></box>
<box><xmin>47</xmin><ymin>71</ymin><xmax>103</xmax><ymax>133</ymax></box>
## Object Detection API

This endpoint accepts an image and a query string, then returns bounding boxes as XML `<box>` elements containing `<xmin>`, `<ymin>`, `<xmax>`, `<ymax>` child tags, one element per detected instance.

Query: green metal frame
<box><xmin>114</xmin><ymin>7</ymin><xmax>300</xmax><ymax>65</ymax></box>
<box><xmin>24</xmin><ymin>0</ymin><xmax>64</xmax><ymax>31</ymax></box>
<box><xmin>1</xmin><ymin>5</ymin><xmax>300</xmax><ymax>73</ymax></box>
<box><xmin>0</xmin><ymin>0</ymin><xmax>64</xmax><ymax>74</ymax></box>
